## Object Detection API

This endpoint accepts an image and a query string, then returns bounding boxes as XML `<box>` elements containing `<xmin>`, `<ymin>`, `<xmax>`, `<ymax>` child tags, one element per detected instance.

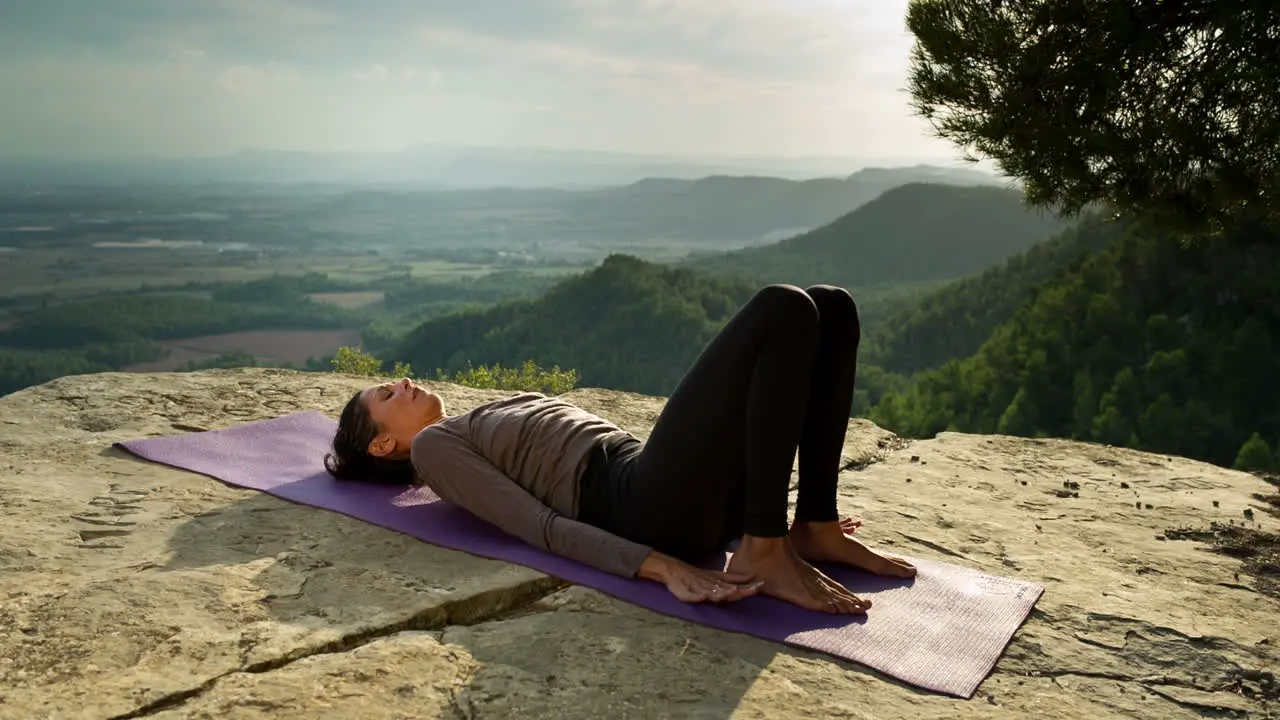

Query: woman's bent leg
<box><xmin>615</xmin><ymin>284</ymin><xmax>821</xmax><ymax>558</ymax></box>
<box><xmin>785</xmin><ymin>293</ymin><xmax>917</xmax><ymax>581</ymax></box>
<box><xmin>795</xmin><ymin>285</ymin><xmax>861</xmax><ymax>524</ymax></box>
<box><xmin>614</xmin><ymin>283</ymin><xmax>883</xmax><ymax>613</ymax></box>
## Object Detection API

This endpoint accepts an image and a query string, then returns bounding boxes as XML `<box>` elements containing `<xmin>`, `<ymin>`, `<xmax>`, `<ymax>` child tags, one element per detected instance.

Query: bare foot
<box><xmin>726</xmin><ymin>536</ymin><xmax>871</xmax><ymax>614</ymax></box>
<box><xmin>790</xmin><ymin>521</ymin><xmax>918</xmax><ymax>579</ymax></box>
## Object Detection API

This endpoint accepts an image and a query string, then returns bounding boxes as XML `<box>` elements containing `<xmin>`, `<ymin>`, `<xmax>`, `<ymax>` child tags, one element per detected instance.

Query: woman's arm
<box><xmin>411</xmin><ymin>428</ymin><xmax>764</xmax><ymax>604</ymax></box>
<box><xmin>411</xmin><ymin>428</ymin><xmax>652</xmax><ymax>578</ymax></box>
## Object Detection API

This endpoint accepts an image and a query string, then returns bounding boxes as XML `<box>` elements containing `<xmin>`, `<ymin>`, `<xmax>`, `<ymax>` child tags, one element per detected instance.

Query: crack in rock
<box><xmin>895</xmin><ymin>532</ymin><xmax>971</xmax><ymax>561</ymax></box>
<box><xmin>1005</xmin><ymin>606</ymin><xmax>1276</xmax><ymax>715</ymax></box>
<box><xmin>1142</xmin><ymin>684</ymin><xmax>1254</xmax><ymax>719</ymax></box>
<box><xmin>106</xmin><ymin>576</ymin><xmax>566</xmax><ymax>720</ymax></box>
<box><xmin>999</xmin><ymin>668</ymin><xmax>1256</xmax><ymax>716</ymax></box>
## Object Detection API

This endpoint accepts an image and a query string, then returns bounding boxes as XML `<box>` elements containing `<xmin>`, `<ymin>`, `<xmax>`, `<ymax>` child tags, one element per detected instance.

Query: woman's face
<box><xmin>361</xmin><ymin>377</ymin><xmax>445</xmax><ymax>458</ymax></box>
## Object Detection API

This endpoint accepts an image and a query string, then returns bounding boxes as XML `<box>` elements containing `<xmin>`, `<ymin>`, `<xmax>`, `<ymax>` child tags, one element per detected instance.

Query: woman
<box><xmin>325</xmin><ymin>284</ymin><xmax>916</xmax><ymax>615</ymax></box>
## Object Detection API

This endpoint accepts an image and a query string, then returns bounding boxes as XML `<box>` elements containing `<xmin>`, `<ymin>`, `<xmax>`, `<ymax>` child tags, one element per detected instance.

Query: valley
<box><xmin>0</xmin><ymin>165</ymin><xmax>1006</xmax><ymax>393</ymax></box>
<box><xmin>4</xmin><ymin>160</ymin><xmax>1278</xmax><ymax>480</ymax></box>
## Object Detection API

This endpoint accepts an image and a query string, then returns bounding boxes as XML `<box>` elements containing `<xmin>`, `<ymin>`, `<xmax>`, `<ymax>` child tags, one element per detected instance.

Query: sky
<box><xmin>0</xmin><ymin>0</ymin><xmax>964</xmax><ymax>163</ymax></box>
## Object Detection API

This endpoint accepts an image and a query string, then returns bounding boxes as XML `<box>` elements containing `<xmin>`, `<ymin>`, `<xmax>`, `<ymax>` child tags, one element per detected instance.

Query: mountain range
<box><xmin>0</xmin><ymin>145</ymin><xmax>1001</xmax><ymax>190</ymax></box>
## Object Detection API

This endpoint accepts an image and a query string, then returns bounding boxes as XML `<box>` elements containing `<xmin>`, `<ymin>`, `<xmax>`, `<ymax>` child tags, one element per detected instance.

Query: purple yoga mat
<box><xmin>115</xmin><ymin>411</ymin><xmax>1043</xmax><ymax>698</ymax></box>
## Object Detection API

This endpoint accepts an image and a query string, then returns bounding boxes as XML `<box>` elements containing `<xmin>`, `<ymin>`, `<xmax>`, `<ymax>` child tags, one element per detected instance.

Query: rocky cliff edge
<box><xmin>0</xmin><ymin>368</ymin><xmax>1276</xmax><ymax>719</ymax></box>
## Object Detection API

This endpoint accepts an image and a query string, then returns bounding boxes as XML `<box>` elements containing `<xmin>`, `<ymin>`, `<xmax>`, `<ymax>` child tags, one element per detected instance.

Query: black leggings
<box><xmin>578</xmin><ymin>284</ymin><xmax>861</xmax><ymax>562</ymax></box>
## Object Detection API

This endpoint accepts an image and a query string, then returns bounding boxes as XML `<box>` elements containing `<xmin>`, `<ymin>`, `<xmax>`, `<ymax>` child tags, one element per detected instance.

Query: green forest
<box><xmin>393</xmin><ymin>255</ymin><xmax>759</xmax><ymax>396</ymax></box>
<box><xmin>861</xmin><ymin>213</ymin><xmax>1129</xmax><ymax>373</ymax></box>
<box><xmin>870</xmin><ymin>218</ymin><xmax>1280</xmax><ymax>471</ymax></box>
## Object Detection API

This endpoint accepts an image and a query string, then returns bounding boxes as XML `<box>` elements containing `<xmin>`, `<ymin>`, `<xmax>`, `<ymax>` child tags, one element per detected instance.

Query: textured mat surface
<box><xmin>116</xmin><ymin>411</ymin><xmax>1044</xmax><ymax>697</ymax></box>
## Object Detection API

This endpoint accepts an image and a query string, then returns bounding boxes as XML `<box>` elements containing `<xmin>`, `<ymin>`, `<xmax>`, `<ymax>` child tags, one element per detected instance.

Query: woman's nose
<box><xmin>399</xmin><ymin>377</ymin><xmax>412</xmax><ymax>390</ymax></box>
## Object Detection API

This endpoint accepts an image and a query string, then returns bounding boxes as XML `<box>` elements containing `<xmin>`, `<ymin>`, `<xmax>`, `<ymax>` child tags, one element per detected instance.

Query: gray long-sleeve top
<box><xmin>410</xmin><ymin>392</ymin><xmax>653</xmax><ymax>578</ymax></box>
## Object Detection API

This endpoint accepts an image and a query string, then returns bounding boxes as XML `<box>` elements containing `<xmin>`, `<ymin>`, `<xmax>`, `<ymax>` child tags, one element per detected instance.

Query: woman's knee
<box><xmin>805</xmin><ymin>285</ymin><xmax>861</xmax><ymax>339</ymax></box>
<box><xmin>750</xmin><ymin>284</ymin><xmax>820</xmax><ymax>336</ymax></box>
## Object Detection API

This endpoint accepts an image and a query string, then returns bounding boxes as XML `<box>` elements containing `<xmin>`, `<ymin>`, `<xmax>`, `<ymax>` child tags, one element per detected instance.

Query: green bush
<box><xmin>331</xmin><ymin>346</ymin><xmax>383</xmax><ymax>377</ymax></box>
<box><xmin>435</xmin><ymin>360</ymin><xmax>579</xmax><ymax>395</ymax></box>
<box><xmin>330</xmin><ymin>346</ymin><xmax>578</xmax><ymax>395</ymax></box>
<box><xmin>1235</xmin><ymin>432</ymin><xmax>1277</xmax><ymax>473</ymax></box>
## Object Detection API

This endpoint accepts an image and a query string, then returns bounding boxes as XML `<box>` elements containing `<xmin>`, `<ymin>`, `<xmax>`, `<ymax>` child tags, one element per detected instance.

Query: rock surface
<box><xmin>0</xmin><ymin>368</ymin><xmax>1275</xmax><ymax>719</ymax></box>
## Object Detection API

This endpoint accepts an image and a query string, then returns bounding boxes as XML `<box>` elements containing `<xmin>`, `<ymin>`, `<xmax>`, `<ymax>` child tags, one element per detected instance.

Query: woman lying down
<box><xmin>324</xmin><ymin>284</ymin><xmax>916</xmax><ymax>615</ymax></box>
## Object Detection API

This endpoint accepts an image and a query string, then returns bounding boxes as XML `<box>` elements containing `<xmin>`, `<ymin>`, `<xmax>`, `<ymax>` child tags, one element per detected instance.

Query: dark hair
<box><xmin>324</xmin><ymin>389</ymin><xmax>416</xmax><ymax>486</ymax></box>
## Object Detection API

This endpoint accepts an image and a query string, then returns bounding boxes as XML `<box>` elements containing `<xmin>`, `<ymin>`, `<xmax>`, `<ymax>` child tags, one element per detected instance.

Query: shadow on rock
<box><xmin>156</xmin><ymin>487</ymin><xmax>937</xmax><ymax>717</ymax></box>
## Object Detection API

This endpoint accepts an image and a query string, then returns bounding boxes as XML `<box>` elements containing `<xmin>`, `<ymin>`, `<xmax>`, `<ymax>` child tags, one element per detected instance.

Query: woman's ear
<box><xmin>367</xmin><ymin>433</ymin><xmax>397</xmax><ymax>458</ymax></box>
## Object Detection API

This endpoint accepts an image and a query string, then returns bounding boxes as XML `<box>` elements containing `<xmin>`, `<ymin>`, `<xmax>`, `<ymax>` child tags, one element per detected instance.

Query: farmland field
<box><xmin>307</xmin><ymin>291</ymin><xmax>386</xmax><ymax>309</ymax></box>
<box><xmin>0</xmin><ymin>244</ymin><xmax>583</xmax><ymax>300</ymax></box>
<box><xmin>0</xmin><ymin>246</ymin><xmax>332</xmax><ymax>297</ymax></box>
<box><xmin>122</xmin><ymin>329</ymin><xmax>364</xmax><ymax>371</ymax></box>
<box><xmin>402</xmin><ymin>260</ymin><xmax>508</xmax><ymax>279</ymax></box>
<box><xmin>122</xmin><ymin>346</ymin><xmax>222</xmax><ymax>372</ymax></box>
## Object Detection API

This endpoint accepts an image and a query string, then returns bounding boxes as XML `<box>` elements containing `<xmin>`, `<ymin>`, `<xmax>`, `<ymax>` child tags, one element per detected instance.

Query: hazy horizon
<box><xmin>0</xmin><ymin>143</ymin><xmax>967</xmax><ymax>166</ymax></box>
<box><xmin>0</xmin><ymin>0</ymin><xmax>965</xmax><ymax>165</ymax></box>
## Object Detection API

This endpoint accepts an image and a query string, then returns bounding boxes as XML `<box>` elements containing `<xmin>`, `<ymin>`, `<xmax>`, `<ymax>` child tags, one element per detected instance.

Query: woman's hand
<box><xmin>638</xmin><ymin>551</ymin><xmax>763</xmax><ymax>604</ymax></box>
<box><xmin>666</xmin><ymin>566</ymin><xmax>763</xmax><ymax>604</ymax></box>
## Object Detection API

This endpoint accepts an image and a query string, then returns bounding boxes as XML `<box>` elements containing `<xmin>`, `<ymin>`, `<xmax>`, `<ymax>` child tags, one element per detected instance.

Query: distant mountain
<box><xmin>0</xmin><ymin>145</ymin><xmax>1000</xmax><ymax>190</ymax></box>
<box><xmin>682</xmin><ymin>183</ymin><xmax>1072</xmax><ymax>287</ymax></box>
<box><xmin>392</xmin><ymin>255</ymin><xmax>758</xmax><ymax>396</ymax></box>
<box><xmin>864</xmin><ymin>214</ymin><xmax>1127</xmax><ymax>374</ymax></box>
<box><xmin>280</xmin><ymin>165</ymin><xmax>1007</xmax><ymax>250</ymax></box>
<box><xmin>560</xmin><ymin>166</ymin><xmax>1006</xmax><ymax>245</ymax></box>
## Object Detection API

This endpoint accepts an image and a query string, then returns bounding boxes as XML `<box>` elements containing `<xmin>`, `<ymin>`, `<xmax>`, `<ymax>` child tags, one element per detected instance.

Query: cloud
<box><xmin>412</xmin><ymin>0</ymin><xmax>909</xmax><ymax>108</ymax></box>
<box><xmin>134</xmin><ymin>1</ymin><xmax>347</xmax><ymax>63</ymax></box>
<box><xmin>215</xmin><ymin>63</ymin><xmax>302</xmax><ymax>94</ymax></box>
<box><xmin>560</xmin><ymin>0</ymin><xmax>906</xmax><ymax>69</ymax></box>
<box><xmin>349</xmin><ymin>63</ymin><xmax>441</xmax><ymax>87</ymax></box>
<box><xmin>566</xmin><ymin>0</ymin><xmax>848</xmax><ymax>51</ymax></box>
<box><xmin>217</xmin><ymin>0</ymin><xmax>342</xmax><ymax>28</ymax></box>
<box><xmin>0</xmin><ymin>0</ymin><xmax>959</xmax><ymax>161</ymax></box>
<box><xmin>417</xmin><ymin>24</ymin><xmax>779</xmax><ymax>106</ymax></box>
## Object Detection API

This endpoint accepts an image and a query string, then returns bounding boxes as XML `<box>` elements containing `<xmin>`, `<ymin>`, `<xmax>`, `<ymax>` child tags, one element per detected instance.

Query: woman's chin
<box><xmin>421</xmin><ymin>394</ymin><xmax>445</xmax><ymax>420</ymax></box>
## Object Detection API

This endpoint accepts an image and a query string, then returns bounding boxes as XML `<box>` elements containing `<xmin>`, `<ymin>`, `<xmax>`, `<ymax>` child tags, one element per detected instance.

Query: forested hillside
<box><xmin>874</xmin><ymin>0</ymin><xmax>1280</xmax><ymax>471</ymax></box>
<box><xmin>683</xmin><ymin>183</ymin><xmax>1071</xmax><ymax>287</ymax></box>
<box><xmin>393</xmin><ymin>255</ymin><xmax>758</xmax><ymax>396</ymax></box>
<box><xmin>864</xmin><ymin>213</ymin><xmax>1127</xmax><ymax>373</ymax></box>
<box><xmin>870</xmin><ymin>219</ymin><xmax>1280</xmax><ymax>469</ymax></box>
